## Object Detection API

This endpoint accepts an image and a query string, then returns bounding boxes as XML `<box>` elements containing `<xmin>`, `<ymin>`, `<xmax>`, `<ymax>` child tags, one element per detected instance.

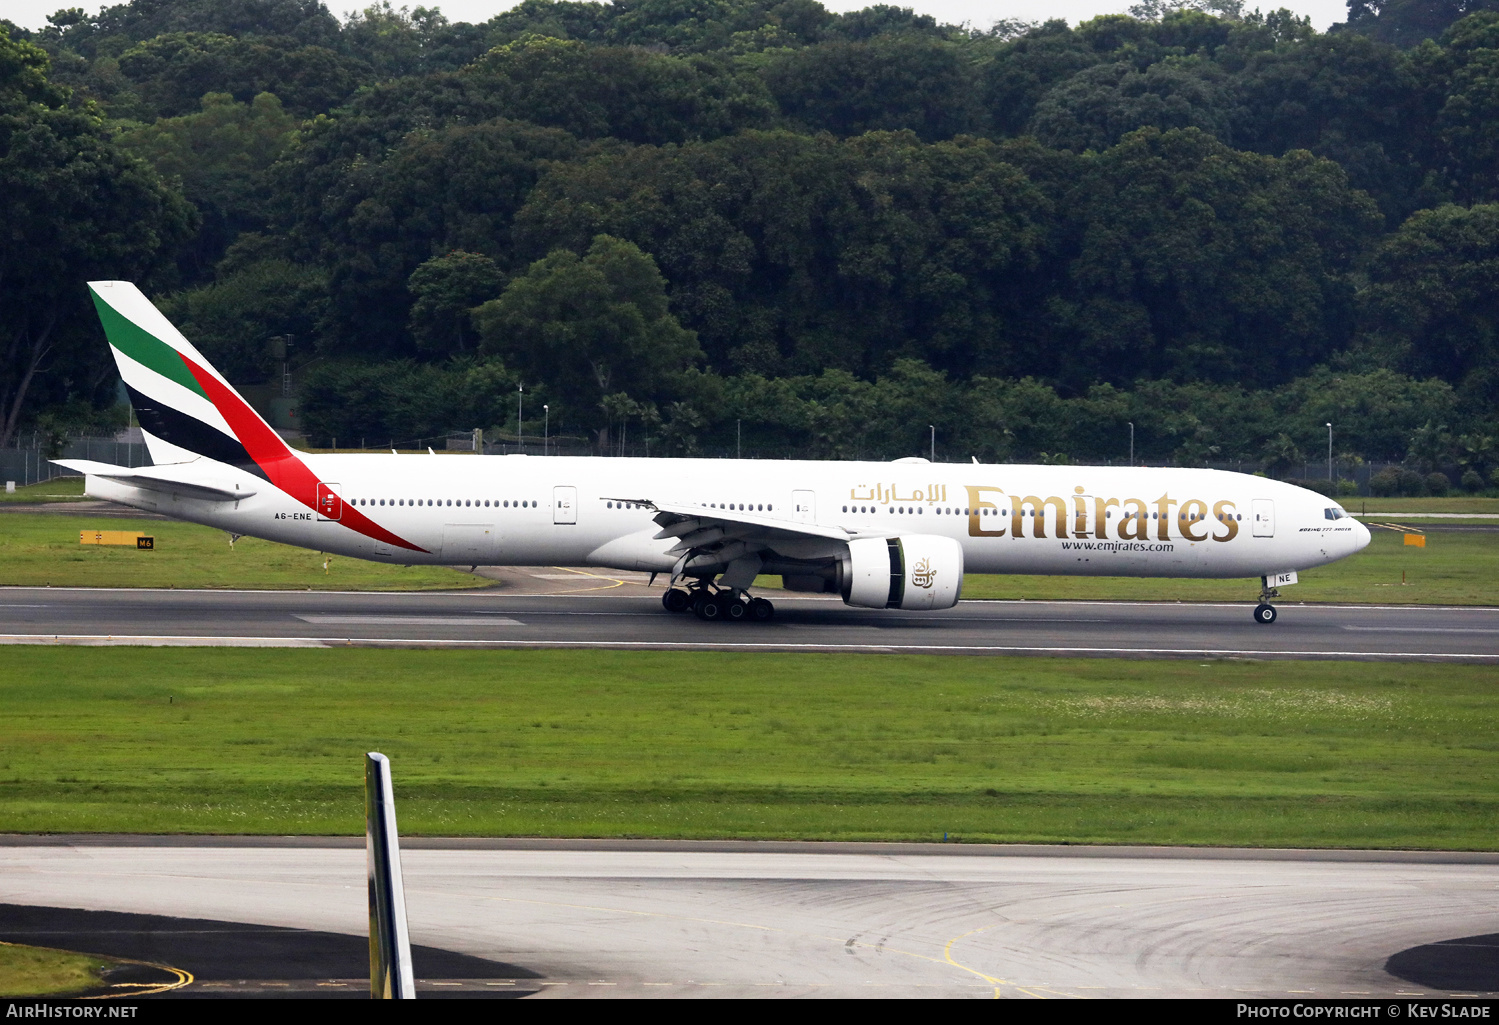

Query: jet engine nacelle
<box><xmin>842</xmin><ymin>535</ymin><xmax>963</xmax><ymax>610</ymax></box>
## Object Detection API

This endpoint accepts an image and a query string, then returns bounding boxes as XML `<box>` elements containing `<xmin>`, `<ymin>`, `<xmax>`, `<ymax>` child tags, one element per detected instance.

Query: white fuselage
<box><xmin>84</xmin><ymin>454</ymin><xmax>1370</xmax><ymax>581</ymax></box>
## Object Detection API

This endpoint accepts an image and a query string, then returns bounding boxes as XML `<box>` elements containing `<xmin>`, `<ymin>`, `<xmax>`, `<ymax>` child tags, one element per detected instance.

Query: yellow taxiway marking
<box><xmin>942</xmin><ymin>926</ymin><xmax>1082</xmax><ymax>1000</ymax></box>
<box><xmin>0</xmin><ymin>940</ymin><xmax>193</xmax><ymax>999</ymax></box>
<box><xmin>548</xmin><ymin>566</ymin><xmax>632</xmax><ymax>593</ymax></box>
<box><xmin>455</xmin><ymin>889</ymin><xmax>1059</xmax><ymax>996</ymax></box>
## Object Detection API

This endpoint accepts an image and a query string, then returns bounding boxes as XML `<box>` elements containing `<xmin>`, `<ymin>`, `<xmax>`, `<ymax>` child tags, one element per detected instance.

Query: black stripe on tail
<box><xmin>126</xmin><ymin>383</ymin><xmax>268</xmax><ymax>481</ymax></box>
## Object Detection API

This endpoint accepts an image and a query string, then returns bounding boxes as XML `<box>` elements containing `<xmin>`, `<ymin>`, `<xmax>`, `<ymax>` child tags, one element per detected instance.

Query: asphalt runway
<box><xmin>2</xmin><ymin>584</ymin><xmax>1499</xmax><ymax>660</ymax></box>
<box><xmin>0</xmin><ymin>903</ymin><xmax>536</xmax><ymax>998</ymax></box>
<box><xmin>2</xmin><ymin>838</ymin><xmax>1496</xmax><ymax>999</ymax></box>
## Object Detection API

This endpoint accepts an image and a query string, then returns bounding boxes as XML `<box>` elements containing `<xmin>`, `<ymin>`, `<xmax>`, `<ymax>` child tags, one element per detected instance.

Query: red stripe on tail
<box><xmin>178</xmin><ymin>355</ymin><xmax>427</xmax><ymax>553</ymax></box>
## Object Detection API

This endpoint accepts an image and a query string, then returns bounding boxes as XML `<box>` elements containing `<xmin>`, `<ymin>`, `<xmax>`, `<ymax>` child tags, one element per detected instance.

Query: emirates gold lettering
<box><xmin>1180</xmin><ymin>498</ymin><xmax>1209</xmax><ymax>542</ymax></box>
<box><xmin>965</xmin><ymin>486</ymin><xmax>1006</xmax><ymax>538</ymax></box>
<box><xmin>1072</xmin><ymin>487</ymin><xmax>1090</xmax><ymax>537</ymax></box>
<box><xmin>1119</xmin><ymin>498</ymin><xmax>1149</xmax><ymax>540</ymax></box>
<box><xmin>1153</xmin><ymin>493</ymin><xmax>1177</xmax><ymax>542</ymax></box>
<box><xmin>1212</xmin><ymin>500</ymin><xmax>1239</xmax><ymax>542</ymax></box>
<box><xmin>947</xmin><ymin>483</ymin><xmax>1240</xmax><ymax>544</ymax></box>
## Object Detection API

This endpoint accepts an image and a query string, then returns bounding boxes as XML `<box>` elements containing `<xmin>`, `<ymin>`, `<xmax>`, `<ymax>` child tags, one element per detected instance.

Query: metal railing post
<box><xmin>366</xmin><ymin>752</ymin><xmax>416</xmax><ymax>999</ymax></box>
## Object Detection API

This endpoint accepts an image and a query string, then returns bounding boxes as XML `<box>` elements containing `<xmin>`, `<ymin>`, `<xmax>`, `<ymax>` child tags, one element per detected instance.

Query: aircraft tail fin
<box><xmin>88</xmin><ymin>281</ymin><xmax>290</xmax><ymax>480</ymax></box>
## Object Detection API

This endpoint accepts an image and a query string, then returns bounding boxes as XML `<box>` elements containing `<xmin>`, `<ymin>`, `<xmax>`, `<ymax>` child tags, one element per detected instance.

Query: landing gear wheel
<box><xmin>725</xmin><ymin>597</ymin><xmax>750</xmax><ymax>622</ymax></box>
<box><xmin>1253</xmin><ymin>602</ymin><xmax>1277</xmax><ymax>625</ymax></box>
<box><xmin>695</xmin><ymin>592</ymin><xmax>725</xmax><ymax>621</ymax></box>
<box><xmin>662</xmin><ymin>588</ymin><xmax>691</xmax><ymax>613</ymax></box>
<box><xmin>749</xmin><ymin>597</ymin><xmax>775</xmax><ymax>622</ymax></box>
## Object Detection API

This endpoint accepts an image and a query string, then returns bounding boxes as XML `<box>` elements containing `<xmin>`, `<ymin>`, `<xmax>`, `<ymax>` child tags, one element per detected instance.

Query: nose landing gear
<box><xmin>661</xmin><ymin>582</ymin><xmax>775</xmax><ymax>622</ymax></box>
<box><xmin>1253</xmin><ymin>576</ymin><xmax>1280</xmax><ymax>624</ymax></box>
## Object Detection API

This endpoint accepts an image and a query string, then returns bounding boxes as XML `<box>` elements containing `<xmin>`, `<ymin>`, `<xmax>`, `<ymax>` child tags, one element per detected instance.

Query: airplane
<box><xmin>55</xmin><ymin>281</ymin><xmax>1372</xmax><ymax>625</ymax></box>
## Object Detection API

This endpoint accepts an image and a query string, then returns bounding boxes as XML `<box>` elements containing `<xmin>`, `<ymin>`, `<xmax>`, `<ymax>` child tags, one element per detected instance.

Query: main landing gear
<box><xmin>1253</xmin><ymin>576</ymin><xmax>1279</xmax><ymax>625</ymax></box>
<box><xmin>662</xmin><ymin>582</ymin><xmax>774</xmax><ymax>622</ymax></box>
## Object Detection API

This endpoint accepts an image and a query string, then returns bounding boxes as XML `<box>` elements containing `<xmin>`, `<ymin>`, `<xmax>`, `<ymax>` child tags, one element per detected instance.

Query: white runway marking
<box><xmin>0</xmin><ymin>634</ymin><xmax>1494</xmax><ymax>660</ymax></box>
<box><xmin>1342</xmin><ymin>626</ymin><xmax>1499</xmax><ymax>634</ymax></box>
<box><xmin>294</xmin><ymin>615</ymin><xmax>523</xmax><ymax>626</ymax></box>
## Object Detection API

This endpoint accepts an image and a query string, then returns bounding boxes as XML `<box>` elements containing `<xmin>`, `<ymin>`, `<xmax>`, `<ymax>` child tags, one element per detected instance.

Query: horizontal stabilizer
<box><xmin>52</xmin><ymin>459</ymin><xmax>255</xmax><ymax>502</ymax></box>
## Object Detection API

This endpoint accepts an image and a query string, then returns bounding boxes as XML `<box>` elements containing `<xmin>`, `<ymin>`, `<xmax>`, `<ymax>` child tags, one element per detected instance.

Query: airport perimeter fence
<box><xmin>2</xmin><ymin>432</ymin><xmax>152</xmax><ymax>489</ymax></box>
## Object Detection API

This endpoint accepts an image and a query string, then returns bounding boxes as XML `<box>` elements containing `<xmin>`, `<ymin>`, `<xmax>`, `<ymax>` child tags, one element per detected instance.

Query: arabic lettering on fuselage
<box><xmin>847</xmin><ymin>483</ymin><xmax>1242</xmax><ymax>543</ymax></box>
<box><xmin>849</xmin><ymin>483</ymin><xmax>947</xmax><ymax>504</ymax></box>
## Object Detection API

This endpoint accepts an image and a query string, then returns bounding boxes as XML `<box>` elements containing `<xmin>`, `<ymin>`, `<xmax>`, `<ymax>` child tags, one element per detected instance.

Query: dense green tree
<box><xmin>117</xmin><ymin>91</ymin><xmax>297</xmax><ymax>279</ymax></box>
<box><xmin>1228</xmin><ymin>32</ymin><xmax>1431</xmax><ymax>221</ymax></box>
<box><xmin>604</xmin><ymin>0</ymin><xmax>829</xmax><ymax>51</ymax></box>
<box><xmin>407</xmin><ymin>250</ymin><xmax>505</xmax><ymax>355</ymax></box>
<box><xmin>464</xmin><ymin>36</ymin><xmax>776</xmax><ymax>144</ymax></box>
<box><xmin>1343</xmin><ymin>0</ymin><xmax>1499</xmax><ymax>48</ymax></box>
<box><xmin>473</xmin><ymin>235</ymin><xmax>702</xmax><ymax>439</ymax></box>
<box><xmin>1419</xmin><ymin>12</ymin><xmax>1499</xmax><ymax>202</ymax></box>
<box><xmin>32</xmin><ymin>0</ymin><xmax>342</xmax><ymax>59</ymax></box>
<box><xmin>1358</xmin><ymin>203</ymin><xmax>1499</xmax><ymax>407</ymax></box>
<box><xmin>161</xmin><ymin>257</ymin><xmax>326</xmax><ymax>383</ymax></box>
<box><xmin>981</xmin><ymin>21</ymin><xmax>1113</xmax><ymax>137</ymax></box>
<box><xmin>479</xmin><ymin>0</ymin><xmax>612</xmax><ymax>45</ymax></box>
<box><xmin>1044</xmin><ymin>127</ymin><xmax>1383</xmax><ymax>390</ymax></box>
<box><xmin>1029</xmin><ymin>56</ymin><xmax>1231</xmax><ymax>152</ymax></box>
<box><xmin>514</xmin><ymin>129</ymin><xmax>1048</xmax><ymax>378</ymax></box>
<box><xmin>759</xmin><ymin>34</ymin><xmax>984</xmax><ymax>140</ymax></box>
<box><xmin>340</xmin><ymin>2</ymin><xmax>491</xmax><ymax>78</ymax></box>
<box><xmin>114</xmin><ymin>30</ymin><xmax>368</xmax><ymax>117</ymax></box>
<box><xmin>1275</xmin><ymin>366</ymin><xmax>1459</xmax><ymax>459</ymax></box>
<box><xmin>298</xmin><ymin>355</ymin><xmax>520</xmax><ymax>444</ymax></box>
<box><xmin>0</xmin><ymin>26</ymin><xmax>195</xmax><ymax>446</ymax></box>
<box><xmin>284</xmin><ymin>117</ymin><xmax>579</xmax><ymax>355</ymax></box>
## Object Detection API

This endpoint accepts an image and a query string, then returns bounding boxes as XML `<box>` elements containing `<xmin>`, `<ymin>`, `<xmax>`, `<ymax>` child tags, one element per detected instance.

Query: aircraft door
<box><xmin>792</xmin><ymin>490</ymin><xmax>815</xmax><ymax>523</ymax></box>
<box><xmin>554</xmin><ymin>486</ymin><xmax>577</xmax><ymax>524</ymax></box>
<box><xmin>442</xmin><ymin>522</ymin><xmax>495</xmax><ymax>564</ymax></box>
<box><xmin>317</xmin><ymin>482</ymin><xmax>342</xmax><ymax>521</ymax></box>
<box><xmin>1252</xmin><ymin>499</ymin><xmax>1275</xmax><ymax>537</ymax></box>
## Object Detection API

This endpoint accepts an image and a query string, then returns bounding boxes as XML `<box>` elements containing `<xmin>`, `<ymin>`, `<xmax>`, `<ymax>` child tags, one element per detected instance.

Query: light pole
<box><xmin>517</xmin><ymin>384</ymin><xmax>523</xmax><ymax>453</ymax></box>
<box><xmin>1128</xmin><ymin>422</ymin><xmax>1134</xmax><ymax>467</ymax></box>
<box><xmin>737</xmin><ymin>419</ymin><xmax>741</xmax><ymax>460</ymax></box>
<box><xmin>929</xmin><ymin>425</ymin><xmax>935</xmax><ymax>462</ymax></box>
<box><xmin>1327</xmin><ymin>422</ymin><xmax>1333</xmax><ymax>483</ymax></box>
<box><xmin>543</xmin><ymin>404</ymin><xmax>549</xmax><ymax>457</ymax></box>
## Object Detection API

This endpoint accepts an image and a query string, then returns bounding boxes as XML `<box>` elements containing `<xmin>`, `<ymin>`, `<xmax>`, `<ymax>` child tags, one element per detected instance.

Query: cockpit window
<box><xmin>1324</xmin><ymin>507</ymin><xmax>1348</xmax><ymax>520</ymax></box>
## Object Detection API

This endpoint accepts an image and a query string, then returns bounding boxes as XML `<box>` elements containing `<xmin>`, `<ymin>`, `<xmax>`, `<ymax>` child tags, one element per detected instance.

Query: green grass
<box><xmin>0</xmin><ymin>478</ymin><xmax>86</xmax><ymax>503</ymax></box>
<box><xmin>0</xmin><ymin>512</ymin><xmax>486</xmax><ymax>590</ymax></box>
<box><xmin>1352</xmin><ymin>496</ymin><xmax>1499</xmax><ymax>514</ymax></box>
<box><xmin>0</xmin><ymin>942</ymin><xmax>109</xmax><ymax>997</ymax></box>
<box><xmin>957</xmin><ymin>526</ymin><xmax>1499</xmax><ymax>604</ymax></box>
<box><xmin>2</xmin><ymin>648</ymin><xmax>1496</xmax><ymax>849</ymax></box>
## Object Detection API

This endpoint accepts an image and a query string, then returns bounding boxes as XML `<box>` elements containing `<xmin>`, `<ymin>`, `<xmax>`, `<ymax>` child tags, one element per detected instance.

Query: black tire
<box><xmin>1254</xmin><ymin>602</ymin><xmax>1277</xmax><ymax>625</ymax></box>
<box><xmin>725</xmin><ymin>598</ymin><xmax>749</xmax><ymax>622</ymax></box>
<box><xmin>662</xmin><ymin>588</ymin><xmax>691</xmax><ymax>613</ymax></box>
<box><xmin>750</xmin><ymin>597</ymin><xmax>775</xmax><ymax>622</ymax></box>
<box><xmin>696</xmin><ymin>593</ymin><xmax>724</xmax><ymax>621</ymax></box>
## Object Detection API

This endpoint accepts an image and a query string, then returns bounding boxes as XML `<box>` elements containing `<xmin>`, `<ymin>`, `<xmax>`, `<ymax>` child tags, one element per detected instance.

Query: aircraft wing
<box><xmin>53</xmin><ymin>458</ymin><xmax>256</xmax><ymax>502</ymax></box>
<box><xmin>599</xmin><ymin>498</ymin><xmax>853</xmax><ymax>549</ymax></box>
<box><xmin>600</xmin><ymin>496</ymin><xmax>861</xmax><ymax>588</ymax></box>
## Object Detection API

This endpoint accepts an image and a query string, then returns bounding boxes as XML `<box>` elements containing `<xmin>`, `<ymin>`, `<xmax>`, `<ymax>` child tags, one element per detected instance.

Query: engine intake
<box><xmin>842</xmin><ymin>535</ymin><xmax>963</xmax><ymax>610</ymax></box>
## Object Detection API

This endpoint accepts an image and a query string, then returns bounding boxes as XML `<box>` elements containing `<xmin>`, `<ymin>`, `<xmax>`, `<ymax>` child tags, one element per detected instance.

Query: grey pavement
<box><xmin>2</xmin><ymin>585</ymin><xmax>1499</xmax><ymax>660</ymax></box>
<box><xmin>1</xmin><ymin>840</ymin><xmax>1495</xmax><ymax>998</ymax></box>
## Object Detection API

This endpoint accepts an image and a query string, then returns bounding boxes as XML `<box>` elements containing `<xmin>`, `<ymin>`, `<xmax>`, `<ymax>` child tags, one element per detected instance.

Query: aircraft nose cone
<box><xmin>1354</xmin><ymin>519</ymin><xmax>1372</xmax><ymax>552</ymax></box>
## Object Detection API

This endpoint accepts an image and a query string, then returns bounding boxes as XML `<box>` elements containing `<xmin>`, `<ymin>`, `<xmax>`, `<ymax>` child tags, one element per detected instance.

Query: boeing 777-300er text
<box><xmin>56</xmin><ymin>281</ymin><xmax>1372</xmax><ymax>625</ymax></box>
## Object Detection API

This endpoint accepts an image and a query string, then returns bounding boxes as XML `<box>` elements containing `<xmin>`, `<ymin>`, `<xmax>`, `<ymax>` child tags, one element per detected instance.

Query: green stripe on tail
<box><xmin>89</xmin><ymin>287</ymin><xmax>207</xmax><ymax>399</ymax></box>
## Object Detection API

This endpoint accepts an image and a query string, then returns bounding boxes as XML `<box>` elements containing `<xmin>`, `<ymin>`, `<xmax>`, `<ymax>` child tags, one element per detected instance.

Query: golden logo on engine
<box><xmin>911</xmin><ymin>557</ymin><xmax>935</xmax><ymax>589</ymax></box>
